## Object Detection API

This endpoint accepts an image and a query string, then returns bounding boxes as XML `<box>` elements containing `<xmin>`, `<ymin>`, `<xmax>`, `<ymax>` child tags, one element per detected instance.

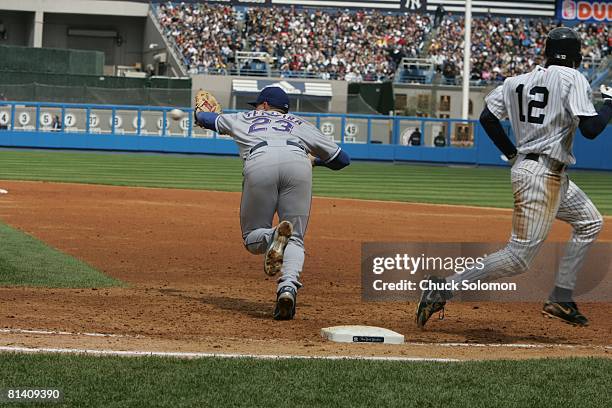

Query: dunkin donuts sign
<box><xmin>559</xmin><ymin>1</ymin><xmax>611</xmax><ymax>22</ymax></box>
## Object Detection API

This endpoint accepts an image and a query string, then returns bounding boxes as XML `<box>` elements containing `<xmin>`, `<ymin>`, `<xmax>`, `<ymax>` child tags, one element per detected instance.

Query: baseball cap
<box><xmin>248</xmin><ymin>86</ymin><xmax>290</xmax><ymax>112</ymax></box>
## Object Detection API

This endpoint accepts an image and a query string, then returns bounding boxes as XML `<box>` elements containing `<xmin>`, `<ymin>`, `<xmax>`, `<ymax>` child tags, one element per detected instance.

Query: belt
<box><xmin>524</xmin><ymin>153</ymin><xmax>566</xmax><ymax>172</ymax></box>
<box><xmin>249</xmin><ymin>140</ymin><xmax>305</xmax><ymax>155</ymax></box>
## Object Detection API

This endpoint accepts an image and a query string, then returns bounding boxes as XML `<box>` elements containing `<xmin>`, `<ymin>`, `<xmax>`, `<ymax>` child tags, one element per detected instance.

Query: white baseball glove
<box><xmin>500</xmin><ymin>153</ymin><xmax>517</xmax><ymax>166</ymax></box>
<box><xmin>600</xmin><ymin>84</ymin><xmax>612</xmax><ymax>102</ymax></box>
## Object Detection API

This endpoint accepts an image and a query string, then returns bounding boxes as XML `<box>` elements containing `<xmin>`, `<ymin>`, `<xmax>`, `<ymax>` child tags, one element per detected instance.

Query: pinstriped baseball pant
<box><xmin>448</xmin><ymin>156</ymin><xmax>604</xmax><ymax>291</ymax></box>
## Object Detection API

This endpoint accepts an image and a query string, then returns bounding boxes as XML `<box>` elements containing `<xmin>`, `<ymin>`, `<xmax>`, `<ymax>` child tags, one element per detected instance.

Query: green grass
<box><xmin>0</xmin><ymin>354</ymin><xmax>609</xmax><ymax>407</ymax></box>
<box><xmin>1</xmin><ymin>150</ymin><xmax>611</xmax><ymax>214</ymax></box>
<box><xmin>0</xmin><ymin>222</ymin><xmax>122</xmax><ymax>287</ymax></box>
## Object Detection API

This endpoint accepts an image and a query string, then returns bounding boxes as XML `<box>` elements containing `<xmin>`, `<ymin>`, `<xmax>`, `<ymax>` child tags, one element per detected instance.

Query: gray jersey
<box><xmin>216</xmin><ymin>110</ymin><xmax>340</xmax><ymax>161</ymax></box>
<box><xmin>485</xmin><ymin>65</ymin><xmax>597</xmax><ymax>165</ymax></box>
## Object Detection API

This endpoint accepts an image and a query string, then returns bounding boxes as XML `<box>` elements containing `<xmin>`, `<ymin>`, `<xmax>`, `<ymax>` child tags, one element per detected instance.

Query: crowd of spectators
<box><xmin>430</xmin><ymin>16</ymin><xmax>609</xmax><ymax>85</ymax></box>
<box><xmin>156</xmin><ymin>2</ymin><xmax>609</xmax><ymax>84</ymax></box>
<box><xmin>157</xmin><ymin>2</ymin><xmax>431</xmax><ymax>81</ymax></box>
<box><xmin>157</xmin><ymin>2</ymin><xmax>243</xmax><ymax>75</ymax></box>
<box><xmin>244</xmin><ymin>7</ymin><xmax>431</xmax><ymax>81</ymax></box>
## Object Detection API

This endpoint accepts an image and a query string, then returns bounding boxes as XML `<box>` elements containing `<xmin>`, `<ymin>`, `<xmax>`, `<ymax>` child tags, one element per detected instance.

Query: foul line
<box><xmin>0</xmin><ymin>329</ymin><xmax>612</xmax><ymax>354</ymax></box>
<box><xmin>0</xmin><ymin>328</ymin><xmax>137</xmax><ymax>338</ymax></box>
<box><xmin>1</xmin><ymin>328</ymin><xmax>609</xmax><ymax>351</ymax></box>
<box><xmin>405</xmin><ymin>342</ymin><xmax>612</xmax><ymax>350</ymax></box>
<box><xmin>0</xmin><ymin>346</ymin><xmax>460</xmax><ymax>362</ymax></box>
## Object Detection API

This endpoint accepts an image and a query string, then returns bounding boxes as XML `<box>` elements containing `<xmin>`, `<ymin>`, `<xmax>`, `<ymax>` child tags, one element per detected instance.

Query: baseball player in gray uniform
<box><xmin>416</xmin><ymin>27</ymin><xmax>612</xmax><ymax>328</ymax></box>
<box><xmin>195</xmin><ymin>86</ymin><xmax>350</xmax><ymax>320</ymax></box>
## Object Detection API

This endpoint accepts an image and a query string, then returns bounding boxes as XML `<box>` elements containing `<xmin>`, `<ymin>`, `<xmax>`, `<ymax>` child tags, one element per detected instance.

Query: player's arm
<box><xmin>299</xmin><ymin>122</ymin><xmax>350</xmax><ymax>171</ymax></box>
<box><xmin>194</xmin><ymin>112</ymin><xmax>220</xmax><ymax>132</ymax></box>
<box><xmin>480</xmin><ymin>107</ymin><xmax>517</xmax><ymax>160</ymax></box>
<box><xmin>313</xmin><ymin>148</ymin><xmax>350</xmax><ymax>170</ymax></box>
<box><xmin>578</xmin><ymin>85</ymin><xmax>612</xmax><ymax>140</ymax></box>
<box><xmin>481</xmin><ymin>85</ymin><xmax>517</xmax><ymax>161</ymax></box>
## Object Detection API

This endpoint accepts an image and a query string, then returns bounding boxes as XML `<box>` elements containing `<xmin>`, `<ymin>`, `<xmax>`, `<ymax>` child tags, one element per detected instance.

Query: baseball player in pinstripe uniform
<box><xmin>195</xmin><ymin>87</ymin><xmax>350</xmax><ymax>320</ymax></box>
<box><xmin>416</xmin><ymin>27</ymin><xmax>612</xmax><ymax>328</ymax></box>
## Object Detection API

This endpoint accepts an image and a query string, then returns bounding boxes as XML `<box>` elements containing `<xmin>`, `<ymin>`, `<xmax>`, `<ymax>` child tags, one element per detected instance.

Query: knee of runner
<box><xmin>575</xmin><ymin>214</ymin><xmax>604</xmax><ymax>239</ymax></box>
<box><xmin>587</xmin><ymin>215</ymin><xmax>604</xmax><ymax>237</ymax></box>
<box><xmin>593</xmin><ymin>214</ymin><xmax>604</xmax><ymax>234</ymax></box>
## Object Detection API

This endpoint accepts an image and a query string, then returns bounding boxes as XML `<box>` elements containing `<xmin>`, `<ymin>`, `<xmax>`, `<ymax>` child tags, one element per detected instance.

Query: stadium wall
<box><xmin>394</xmin><ymin>84</ymin><xmax>490</xmax><ymax>119</ymax></box>
<box><xmin>191</xmin><ymin>75</ymin><xmax>492</xmax><ymax>118</ymax></box>
<box><xmin>0</xmin><ymin>10</ymin><xmax>34</xmax><ymax>47</ymax></box>
<box><xmin>191</xmin><ymin>75</ymin><xmax>349</xmax><ymax>114</ymax></box>
<box><xmin>1</xmin><ymin>125</ymin><xmax>609</xmax><ymax>171</ymax></box>
<box><xmin>42</xmin><ymin>13</ymin><xmax>145</xmax><ymax>67</ymax></box>
<box><xmin>0</xmin><ymin>102</ymin><xmax>610</xmax><ymax>171</ymax></box>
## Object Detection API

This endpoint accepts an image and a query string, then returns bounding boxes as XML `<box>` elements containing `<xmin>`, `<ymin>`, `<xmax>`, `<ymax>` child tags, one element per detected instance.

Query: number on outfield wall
<box><xmin>0</xmin><ymin>111</ymin><xmax>9</xmax><ymax>126</ymax></box>
<box><xmin>179</xmin><ymin>117</ymin><xmax>189</xmax><ymax>131</ymax></box>
<box><xmin>320</xmin><ymin>122</ymin><xmax>334</xmax><ymax>136</ymax></box>
<box><xmin>109</xmin><ymin>115</ymin><xmax>123</xmax><ymax>129</ymax></box>
<box><xmin>89</xmin><ymin>114</ymin><xmax>99</xmax><ymax>128</ymax></box>
<box><xmin>157</xmin><ymin>117</ymin><xmax>170</xmax><ymax>130</ymax></box>
<box><xmin>132</xmin><ymin>116</ymin><xmax>145</xmax><ymax>130</ymax></box>
<box><xmin>40</xmin><ymin>112</ymin><xmax>53</xmax><ymax>127</ymax></box>
<box><xmin>345</xmin><ymin>123</ymin><xmax>359</xmax><ymax>137</ymax></box>
<box><xmin>18</xmin><ymin>112</ymin><xmax>30</xmax><ymax>126</ymax></box>
<box><xmin>64</xmin><ymin>113</ymin><xmax>76</xmax><ymax>128</ymax></box>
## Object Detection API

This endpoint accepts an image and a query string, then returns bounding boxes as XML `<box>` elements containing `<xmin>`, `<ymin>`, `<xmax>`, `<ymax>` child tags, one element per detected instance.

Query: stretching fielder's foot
<box><xmin>264</xmin><ymin>220</ymin><xmax>293</xmax><ymax>277</ymax></box>
<box><xmin>274</xmin><ymin>286</ymin><xmax>296</xmax><ymax>320</ymax></box>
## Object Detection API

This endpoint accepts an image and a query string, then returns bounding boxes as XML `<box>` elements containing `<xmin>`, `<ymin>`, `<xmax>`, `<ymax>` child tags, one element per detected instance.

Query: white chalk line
<box><xmin>0</xmin><ymin>346</ymin><xmax>460</xmax><ymax>362</ymax></box>
<box><xmin>0</xmin><ymin>328</ymin><xmax>137</xmax><ymax>338</ymax></box>
<box><xmin>1</xmin><ymin>328</ymin><xmax>609</xmax><ymax>350</ymax></box>
<box><xmin>405</xmin><ymin>342</ymin><xmax>612</xmax><ymax>350</ymax></box>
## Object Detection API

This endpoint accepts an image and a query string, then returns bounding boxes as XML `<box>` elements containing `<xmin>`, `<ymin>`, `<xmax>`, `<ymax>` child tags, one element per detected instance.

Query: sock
<box><xmin>549</xmin><ymin>286</ymin><xmax>573</xmax><ymax>303</ymax></box>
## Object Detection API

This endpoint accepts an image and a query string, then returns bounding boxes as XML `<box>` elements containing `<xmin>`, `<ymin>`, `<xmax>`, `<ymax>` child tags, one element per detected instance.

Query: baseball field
<box><xmin>0</xmin><ymin>149</ymin><xmax>610</xmax><ymax>407</ymax></box>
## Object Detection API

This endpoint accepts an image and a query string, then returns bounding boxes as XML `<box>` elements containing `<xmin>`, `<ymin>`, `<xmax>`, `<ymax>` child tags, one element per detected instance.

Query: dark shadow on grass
<box><xmin>159</xmin><ymin>288</ymin><xmax>272</xmax><ymax>319</ymax></box>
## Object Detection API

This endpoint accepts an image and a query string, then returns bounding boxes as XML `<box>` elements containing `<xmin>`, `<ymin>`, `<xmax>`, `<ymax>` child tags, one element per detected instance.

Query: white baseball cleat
<box><xmin>264</xmin><ymin>220</ymin><xmax>293</xmax><ymax>277</ymax></box>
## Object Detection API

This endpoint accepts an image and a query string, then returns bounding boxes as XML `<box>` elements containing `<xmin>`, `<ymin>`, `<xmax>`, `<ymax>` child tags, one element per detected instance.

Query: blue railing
<box><xmin>0</xmin><ymin>101</ymin><xmax>195</xmax><ymax>137</ymax></box>
<box><xmin>0</xmin><ymin>100</ymin><xmax>474</xmax><ymax>144</ymax></box>
<box><xmin>0</xmin><ymin>101</ymin><xmax>610</xmax><ymax>171</ymax></box>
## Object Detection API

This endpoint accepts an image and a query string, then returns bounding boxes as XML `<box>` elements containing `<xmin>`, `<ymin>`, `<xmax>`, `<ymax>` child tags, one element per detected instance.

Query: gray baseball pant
<box><xmin>240</xmin><ymin>140</ymin><xmax>312</xmax><ymax>293</ymax></box>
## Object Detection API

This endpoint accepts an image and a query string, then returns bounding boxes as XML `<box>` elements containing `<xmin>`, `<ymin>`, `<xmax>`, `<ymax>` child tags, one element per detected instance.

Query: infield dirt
<box><xmin>0</xmin><ymin>181</ymin><xmax>610</xmax><ymax>360</ymax></box>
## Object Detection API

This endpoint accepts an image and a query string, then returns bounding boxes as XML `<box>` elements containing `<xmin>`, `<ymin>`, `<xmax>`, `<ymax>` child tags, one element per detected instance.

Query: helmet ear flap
<box><xmin>574</xmin><ymin>54</ymin><xmax>582</xmax><ymax>69</ymax></box>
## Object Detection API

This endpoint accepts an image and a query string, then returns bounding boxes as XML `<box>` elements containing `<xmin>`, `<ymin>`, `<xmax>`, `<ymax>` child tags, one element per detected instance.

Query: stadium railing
<box><xmin>0</xmin><ymin>101</ymin><xmax>610</xmax><ymax>171</ymax></box>
<box><xmin>0</xmin><ymin>101</ymin><xmax>465</xmax><ymax>143</ymax></box>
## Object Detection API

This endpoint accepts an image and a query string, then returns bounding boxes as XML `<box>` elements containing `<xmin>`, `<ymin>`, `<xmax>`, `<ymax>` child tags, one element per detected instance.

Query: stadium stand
<box><xmin>155</xmin><ymin>2</ymin><xmax>609</xmax><ymax>85</ymax></box>
<box><xmin>156</xmin><ymin>2</ymin><xmax>431</xmax><ymax>81</ymax></box>
<box><xmin>429</xmin><ymin>16</ymin><xmax>609</xmax><ymax>85</ymax></box>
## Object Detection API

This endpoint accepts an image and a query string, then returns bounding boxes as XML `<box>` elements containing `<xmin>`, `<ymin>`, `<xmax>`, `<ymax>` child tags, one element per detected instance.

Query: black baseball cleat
<box><xmin>542</xmin><ymin>301</ymin><xmax>589</xmax><ymax>327</ymax></box>
<box><xmin>415</xmin><ymin>276</ymin><xmax>451</xmax><ymax>328</ymax></box>
<box><xmin>274</xmin><ymin>286</ymin><xmax>297</xmax><ymax>320</ymax></box>
<box><xmin>264</xmin><ymin>220</ymin><xmax>293</xmax><ymax>277</ymax></box>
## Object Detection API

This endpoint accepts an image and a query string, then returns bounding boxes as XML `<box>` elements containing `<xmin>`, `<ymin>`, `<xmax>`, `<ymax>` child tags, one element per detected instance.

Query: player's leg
<box><xmin>276</xmin><ymin>154</ymin><xmax>312</xmax><ymax>294</ymax></box>
<box><xmin>542</xmin><ymin>179</ymin><xmax>603</xmax><ymax>326</ymax></box>
<box><xmin>240</xmin><ymin>160</ymin><xmax>279</xmax><ymax>255</ymax></box>
<box><xmin>417</xmin><ymin>159</ymin><xmax>565</xmax><ymax>327</ymax></box>
<box><xmin>449</xmin><ymin>160</ymin><xmax>564</xmax><ymax>284</ymax></box>
<box><xmin>552</xmin><ymin>179</ymin><xmax>603</xmax><ymax>294</ymax></box>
